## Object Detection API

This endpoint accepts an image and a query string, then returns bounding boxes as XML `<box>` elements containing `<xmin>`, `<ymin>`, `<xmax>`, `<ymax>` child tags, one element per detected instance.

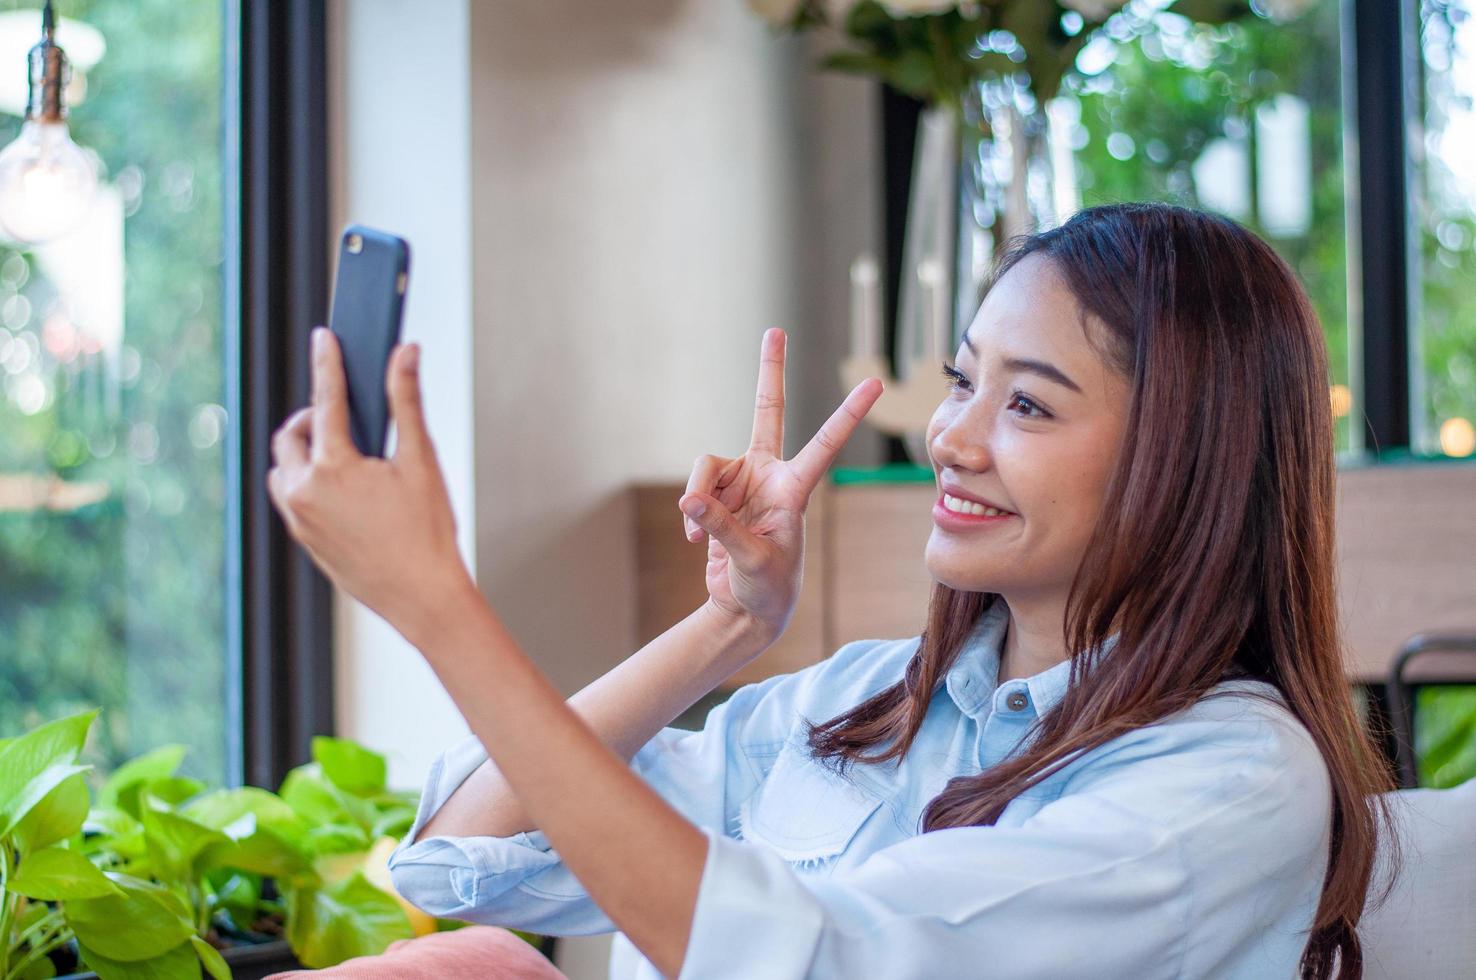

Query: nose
<box><xmin>928</xmin><ymin>400</ymin><xmax>993</xmax><ymax>473</ymax></box>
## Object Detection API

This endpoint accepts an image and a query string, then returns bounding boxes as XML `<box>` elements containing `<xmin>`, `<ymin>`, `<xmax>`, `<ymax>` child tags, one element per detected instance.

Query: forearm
<box><xmin>412</xmin><ymin>596</ymin><xmax>774</xmax><ymax>843</ymax></box>
<box><xmin>409</xmin><ymin>592</ymin><xmax>706</xmax><ymax>978</ymax></box>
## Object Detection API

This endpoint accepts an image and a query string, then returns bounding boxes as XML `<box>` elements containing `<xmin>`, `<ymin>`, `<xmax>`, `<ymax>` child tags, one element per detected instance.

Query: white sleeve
<box><xmin>385</xmin><ymin>647</ymin><xmax>863</xmax><ymax>936</ymax></box>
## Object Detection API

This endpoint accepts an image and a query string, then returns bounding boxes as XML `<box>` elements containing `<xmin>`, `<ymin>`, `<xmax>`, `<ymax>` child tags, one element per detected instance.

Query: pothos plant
<box><xmin>1</xmin><ymin>710</ymin><xmax>542</xmax><ymax>979</ymax></box>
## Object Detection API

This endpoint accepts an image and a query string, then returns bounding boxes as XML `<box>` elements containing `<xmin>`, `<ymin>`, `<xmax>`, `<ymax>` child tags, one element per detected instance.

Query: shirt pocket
<box><xmin>737</xmin><ymin>741</ymin><xmax>883</xmax><ymax>871</ymax></box>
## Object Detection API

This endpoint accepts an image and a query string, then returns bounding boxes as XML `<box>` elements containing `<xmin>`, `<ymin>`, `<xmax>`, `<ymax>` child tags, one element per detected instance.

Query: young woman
<box><xmin>268</xmin><ymin>202</ymin><xmax>1401</xmax><ymax>979</ymax></box>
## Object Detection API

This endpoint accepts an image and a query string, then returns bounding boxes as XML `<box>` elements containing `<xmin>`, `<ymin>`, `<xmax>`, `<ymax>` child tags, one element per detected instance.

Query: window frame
<box><xmin>225</xmin><ymin>0</ymin><xmax>332</xmax><ymax>790</ymax></box>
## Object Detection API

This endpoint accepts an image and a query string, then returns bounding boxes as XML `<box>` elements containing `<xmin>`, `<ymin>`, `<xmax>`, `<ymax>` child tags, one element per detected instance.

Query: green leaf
<box><xmin>209</xmin><ymin>869</ymin><xmax>262</xmax><ymax>932</ymax></box>
<box><xmin>12</xmin><ymin>768</ymin><xmax>91</xmax><ymax>855</ymax></box>
<box><xmin>0</xmin><ymin>709</ymin><xmax>98</xmax><ymax>836</ymax></box>
<box><xmin>281</xmin><ymin>765</ymin><xmax>375</xmax><ymax>835</ymax></box>
<box><xmin>303</xmin><ymin>823</ymin><xmax>371</xmax><ymax>856</ymax></box>
<box><xmin>76</xmin><ymin>939</ymin><xmax>201</xmax><ymax>980</ymax></box>
<box><xmin>189</xmin><ymin>936</ymin><xmax>231</xmax><ymax>980</ymax></box>
<box><xmin>284</xmin><ymin>870</ymin><xmax>414</xmax><ymax>968</ymax></box>
<box><xmin>15</xmin><ymin>897</ymin><xmax>53</xmax><ymax>932</ymax></box>
<box><xmin>83</xmin><ymin>807</ymin><xmax>148</xmax><ymax>864</ymax></box>
<box><xmin>184</xmin><ymin>786</ymin><xmax>307</xmax><ymax>844</ymax></box>
<box><xmin>16</xmin><ymin>957</ymin><xmax>57</xmax><ymax>980</ymax></box>
<box><xmin>213</xmin><ymin>821</ymin><xmax>315</xmax><ymax>880</ymax></box>
<box><xmin>139</xmin><ymin>776</ymin><xmax>207</xmax><ymax>808</ymax></box>
<box><xmin>9</xmin><ymin>844</ymin><xmax>124</xmax><ymax>900</ymax></box>
<box><xmin>100</xmin><ymin>744</ymin><xmax>187</xmax><ymax>815</ymax></box>
<box><xmin>313</xmin><ymin>737</ymin><xmax>388</xmax><ymax>796</ymax></box>
<box><xmin>65</xmin><ymin>873</ymin><xmax>196</xmax><ymax>961</ymax></box>
<box><xmin>369</xmin><ymin>808</ymin><xmax>413</xmax><ymax>841</ymax></box>
<box><xmin>139</xmin><ymin>793</ymin><xmax>231</xmax><ymax>881</ymax></box>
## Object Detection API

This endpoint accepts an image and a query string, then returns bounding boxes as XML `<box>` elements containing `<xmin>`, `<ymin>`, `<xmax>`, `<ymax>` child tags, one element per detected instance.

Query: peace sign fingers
<box><xmin>787</xmin><ymin>376</ymin><xmax>885</xmax><ymax>496</ymax></box>
<box><xmin>748</xmin><ymin>328</ymin><xmax>786</xmax><ymax>458</ymax></box>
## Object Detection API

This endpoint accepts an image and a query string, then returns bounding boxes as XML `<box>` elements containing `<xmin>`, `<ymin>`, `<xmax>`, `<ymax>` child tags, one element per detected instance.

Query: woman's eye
<box><xmin>941</xmin><ymin>364</ymin><xmax>1052</xmax><ymax>420</ymax></box>
<box><xmin>940</xmin><ymin>363</ymin><xmax>970</xmax><ymax>392</ymax></box>
<box><xmin>1007</xmin><ymin>391</ymin><xmax>1051</xmax><ymax>419</ymax></box>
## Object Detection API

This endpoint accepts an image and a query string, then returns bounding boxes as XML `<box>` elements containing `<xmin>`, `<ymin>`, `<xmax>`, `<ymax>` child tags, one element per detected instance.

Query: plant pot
<box><xmin>52</xmin><ymin>938</ymin><xmax>301</xmax><ymax>980</ymax></box>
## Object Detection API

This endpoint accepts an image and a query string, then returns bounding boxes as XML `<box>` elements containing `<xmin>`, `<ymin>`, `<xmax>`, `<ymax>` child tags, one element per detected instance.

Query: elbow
<box><xmin>387</xmin><ymin>852</ymin><xmax>477</xmax><ymax>919</ymax></box>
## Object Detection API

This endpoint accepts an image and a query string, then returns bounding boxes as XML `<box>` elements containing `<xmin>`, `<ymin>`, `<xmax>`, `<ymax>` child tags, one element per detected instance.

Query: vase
<box><xmin>894</xmin><ymin>80</ymin><xmax>1066</xmax><ymax>466</ymax></box>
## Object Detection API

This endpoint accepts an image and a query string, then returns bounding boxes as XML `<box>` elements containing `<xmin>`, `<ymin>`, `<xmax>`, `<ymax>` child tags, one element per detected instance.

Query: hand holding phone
<box><xmin>327</xmin><ymin>224</ymin><xmax>411</xmax><ymax>457</ymax></box>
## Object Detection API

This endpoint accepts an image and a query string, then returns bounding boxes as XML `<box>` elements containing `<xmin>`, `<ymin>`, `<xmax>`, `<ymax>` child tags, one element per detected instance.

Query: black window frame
<box><xmin>225</xmin><ymin>0</ymin><xmax>332</xmax><ymax>791</ymax></box>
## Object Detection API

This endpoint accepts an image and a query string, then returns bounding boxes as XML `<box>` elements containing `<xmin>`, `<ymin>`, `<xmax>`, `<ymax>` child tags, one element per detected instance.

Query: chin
<box><xmin>923</xmin><ymin>538</ymin><xmax>1011</xmax><ymax>594</ymax></box>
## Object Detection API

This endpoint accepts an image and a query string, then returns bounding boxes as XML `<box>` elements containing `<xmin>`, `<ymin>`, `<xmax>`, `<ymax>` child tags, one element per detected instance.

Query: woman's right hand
<box><xmin>679</xmin><ymin>328</ymin><xmax>883</xmax><ymax>644</ymax></box>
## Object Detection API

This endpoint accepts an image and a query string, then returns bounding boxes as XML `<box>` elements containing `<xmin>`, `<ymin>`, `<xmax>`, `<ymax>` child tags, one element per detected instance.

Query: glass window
<box><xmin>1413</xmin><ymin>0</ymin><xmax>1476</xmax><ymax>458</ymax></box>
<box><xmin>1051</xmin><ymin>0</ymin><xmax>1355</xmax><ymax>453</ymax></box>
<box><xmin>0</xmin><ymin>0</ymin><xmax>231</xmax><ymax>784</ymax></box>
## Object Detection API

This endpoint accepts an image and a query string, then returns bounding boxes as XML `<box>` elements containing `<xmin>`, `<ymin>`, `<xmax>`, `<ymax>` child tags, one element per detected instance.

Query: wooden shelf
<box><xmin>632</xmin><ymin>462</ymin><xmax>1476</xmax><ymax>689</ymax></box>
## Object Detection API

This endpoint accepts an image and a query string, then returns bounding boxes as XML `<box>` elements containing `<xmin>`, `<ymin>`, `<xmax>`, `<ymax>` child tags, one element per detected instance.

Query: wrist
<box><xmin>394</xmin><ymin>563</ymin><xmax>484</xmax><ymax>651</ymax></box>
<box><xmin>697</xmin><ymin>599</ymin><xmax>780</xmax><ymax>657</ymax></box>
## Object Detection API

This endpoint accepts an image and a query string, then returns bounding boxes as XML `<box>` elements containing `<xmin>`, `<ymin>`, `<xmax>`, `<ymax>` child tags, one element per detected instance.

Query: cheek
<box><xmin>1030</xmin><ymin>432</ymin><xmax>1119</xmax><ymax>524</ymax></box>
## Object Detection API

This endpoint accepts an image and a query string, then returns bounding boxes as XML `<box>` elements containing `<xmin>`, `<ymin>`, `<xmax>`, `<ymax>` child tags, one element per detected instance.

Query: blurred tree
<box><xmin>1063</xmin><ymin>0</ymin><xmax>1355</xmax><ymax>450</ymax></box>
<box><xmin>0</xmin><ymin>0</ymin><xmax>228</xmax><ymax>784</ymax></box>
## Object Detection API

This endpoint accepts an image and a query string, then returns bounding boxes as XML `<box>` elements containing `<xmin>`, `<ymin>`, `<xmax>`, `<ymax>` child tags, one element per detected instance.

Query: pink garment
<box><xmin>264</xmin><ymin>926</ymin><xmax>570</xmax><ymax>979</ymax></box>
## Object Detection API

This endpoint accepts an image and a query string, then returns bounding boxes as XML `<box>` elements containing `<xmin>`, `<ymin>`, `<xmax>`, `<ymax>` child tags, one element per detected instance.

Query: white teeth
<box><xmin>943</xmin><ymin>493</ymin><xmax>1009</xmax><ymax>517</ymax></box>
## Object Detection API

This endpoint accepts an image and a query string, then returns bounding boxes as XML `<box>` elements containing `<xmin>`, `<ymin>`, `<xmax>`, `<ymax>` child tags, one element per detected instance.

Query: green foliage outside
<box><xmin>1061</xmin><ymin>1</ymin><xmax>1355</xmax><ymax>451</ymax></box>
<box><xmin>0</xmin><ymin>0</ymin><xmax>232</xmax><ymax>783</ymax></box>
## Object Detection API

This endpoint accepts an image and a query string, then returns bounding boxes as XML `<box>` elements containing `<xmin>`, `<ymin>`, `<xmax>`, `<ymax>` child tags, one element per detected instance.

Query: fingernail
<box><xmin>682</xmin><ymin>497</ymin><xmax>706</xmax><ymax>518</ymax></box>
<box><xmin>312</xmin><ymin>327</ymin><xmax>324</xmax><ymax>353</ymax></box>
<box><xmin>405</xmin><ymin>343</ymin><xmax>420</xmax><ymax>371</ymax></box>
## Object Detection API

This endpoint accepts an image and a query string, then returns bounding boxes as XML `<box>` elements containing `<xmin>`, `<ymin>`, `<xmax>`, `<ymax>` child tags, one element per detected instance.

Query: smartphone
<box><xmin>327</xmin><ymin>224</ymin><xmax>411</xmax><ymax>457</ymax></box>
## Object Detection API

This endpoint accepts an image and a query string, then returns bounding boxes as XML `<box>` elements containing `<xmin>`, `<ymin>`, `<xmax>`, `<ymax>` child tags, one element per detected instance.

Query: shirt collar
<box><xmin>942</xmin><ymin>599</ymin><xmax>1120</xmax><ymax>721</ymax></box>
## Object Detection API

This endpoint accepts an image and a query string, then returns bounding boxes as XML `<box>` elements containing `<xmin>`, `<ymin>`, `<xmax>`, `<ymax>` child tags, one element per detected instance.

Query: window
<box><xmin>1059</xmin><ymin>0</ymin><xmax>1355</xmax><ymax>452</ymax></box>
<box><xmin>0</xmin><ymin>0</ymin><xmax>232</xmax><ymax>783</ymax></box>
<box><xmin>1412</xmin><ymin>0</ymin><xmax>1476</xmax><ymax>458</ymax></box>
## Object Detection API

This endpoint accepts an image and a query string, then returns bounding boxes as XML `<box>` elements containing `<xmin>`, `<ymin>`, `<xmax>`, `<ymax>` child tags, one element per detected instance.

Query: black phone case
<box><xmin>327</xmin><ymin>225</ymin><xmax>410</xmax><ymax>457</ymax></box>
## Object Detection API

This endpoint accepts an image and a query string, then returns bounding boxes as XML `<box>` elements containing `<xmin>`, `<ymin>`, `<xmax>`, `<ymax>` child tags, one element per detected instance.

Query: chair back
<box><xmin>1360</xmin><ymin>778</ymin><xmax>1476</xmax><ymax>979</ymax></box>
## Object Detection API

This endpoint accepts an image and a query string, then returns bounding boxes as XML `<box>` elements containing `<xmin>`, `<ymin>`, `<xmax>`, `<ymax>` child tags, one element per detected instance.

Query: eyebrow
<box><xmin>961</xmin><ymin>329</ymin><xmax>1083</xmax><ymax>395</ymax></box>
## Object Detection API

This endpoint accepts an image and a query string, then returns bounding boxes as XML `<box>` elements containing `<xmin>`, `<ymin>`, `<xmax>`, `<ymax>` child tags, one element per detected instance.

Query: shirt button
<box><xmin>1006</xmin><ymin>690</ymin><xmax>1029</xmax><ymax>712</ymax></box>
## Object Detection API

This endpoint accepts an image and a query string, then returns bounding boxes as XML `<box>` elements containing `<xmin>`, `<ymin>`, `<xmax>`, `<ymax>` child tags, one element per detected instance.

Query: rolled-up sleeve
<box><xmin>385</xmin><ymin>650</ymin><xmax>854</xmax><ymax>936</ymax></box>
<box><xmin>676</xmin><ymin>709</ymin><xmax>1332</xmax><ymax>980</ymax></box>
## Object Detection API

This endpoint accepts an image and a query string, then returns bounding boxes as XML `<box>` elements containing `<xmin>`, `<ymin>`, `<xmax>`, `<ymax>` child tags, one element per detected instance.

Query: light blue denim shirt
<box><xmin>387</xmin><ymin>599</ymin><xmax>1332</xmax><ymax>979</ymax></box>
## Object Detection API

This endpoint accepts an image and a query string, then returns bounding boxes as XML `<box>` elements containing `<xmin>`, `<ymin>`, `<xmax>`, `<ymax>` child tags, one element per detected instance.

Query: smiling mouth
<box><xmin>940</xmin><ymin>492</ymin><xmax>1013</xmax><ymax>518</ymax></box>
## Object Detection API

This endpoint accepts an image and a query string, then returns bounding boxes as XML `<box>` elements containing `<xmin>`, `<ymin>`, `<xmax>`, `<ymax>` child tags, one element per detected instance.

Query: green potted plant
<box><xmin>1</xmin><ymin>710</ymin><xmax>551</xmax><ymax>979</ymax></box>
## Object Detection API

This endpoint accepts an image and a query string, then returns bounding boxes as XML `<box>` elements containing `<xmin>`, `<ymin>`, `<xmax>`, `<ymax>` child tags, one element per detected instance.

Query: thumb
<box><xmin>388</xmin><ymin>343</ymin><xmax>432</xmax><ymax>463</ymax></box>
<box><xmin>678</xmin><ymin>492</ymin><xmax>766</xmax><ymax>568</ymax></box>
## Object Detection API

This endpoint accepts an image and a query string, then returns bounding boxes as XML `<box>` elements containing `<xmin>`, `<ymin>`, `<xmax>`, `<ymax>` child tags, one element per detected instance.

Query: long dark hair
<box><xmin>805</xmin><ymin>202</ymin><xmax>1401</xmax><ymax>978</ymax></box>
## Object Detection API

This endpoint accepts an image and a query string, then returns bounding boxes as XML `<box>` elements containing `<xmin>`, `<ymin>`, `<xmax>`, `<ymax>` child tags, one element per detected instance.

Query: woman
<box><xmin>268</xmin><ymin>202</ymin><xmax>1401</xmax><ymax>979</ymax></box>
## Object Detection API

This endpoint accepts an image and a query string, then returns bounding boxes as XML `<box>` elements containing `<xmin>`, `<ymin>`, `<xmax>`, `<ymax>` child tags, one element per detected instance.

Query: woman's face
<box><xmin>924</xmin><ymin>252</ymin><xmax>1132</xmax><ymax>601</ymax></box>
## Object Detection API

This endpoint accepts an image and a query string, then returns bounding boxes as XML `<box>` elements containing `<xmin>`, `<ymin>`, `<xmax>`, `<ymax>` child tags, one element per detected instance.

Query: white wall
<box><xmin>466</xmin><ymin>0</ymin><xmax>881</xmax><ymax>698</ymax></box>
<box><xmin>327</xmin><ymin>0</ymin><xmax>478</xmax><ymax>791</ymax></box>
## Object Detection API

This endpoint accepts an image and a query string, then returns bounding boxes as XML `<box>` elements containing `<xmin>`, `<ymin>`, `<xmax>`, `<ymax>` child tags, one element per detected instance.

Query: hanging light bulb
<box><xmin>0</xmin><ymin>1</ymin><xmax>96</xmax><ymax>245</ymax></box>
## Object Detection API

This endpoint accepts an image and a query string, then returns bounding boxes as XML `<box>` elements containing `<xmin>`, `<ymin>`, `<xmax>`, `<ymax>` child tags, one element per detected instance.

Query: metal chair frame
<box><xmin>1385</xmin><ymin>633</ymin><xmax>1476</xmax><ymax>790</ymax></box>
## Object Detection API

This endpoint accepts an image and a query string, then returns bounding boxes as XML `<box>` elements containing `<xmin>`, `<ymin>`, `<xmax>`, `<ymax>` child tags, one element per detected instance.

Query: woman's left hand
<box><xmin>267</xmin><ymin>327</ymin><xmax>473</xmax><ymax>641</ymax></box>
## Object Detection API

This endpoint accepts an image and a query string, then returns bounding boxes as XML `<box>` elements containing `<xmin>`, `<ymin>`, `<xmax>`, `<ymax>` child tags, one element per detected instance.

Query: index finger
<box><xmin>748</xmin><ymin>328</ymin><xmax>786</xmax><ymax>457</ymax></box>
<box><xmin>310</xmin><ymin>326</ymin><xmax>356</xmax><ymax>461</ymax></box>
<box><xmin>788</xmin><ymin>377</ymin><xmax>883</xmax><ymax>494</ymax></box>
